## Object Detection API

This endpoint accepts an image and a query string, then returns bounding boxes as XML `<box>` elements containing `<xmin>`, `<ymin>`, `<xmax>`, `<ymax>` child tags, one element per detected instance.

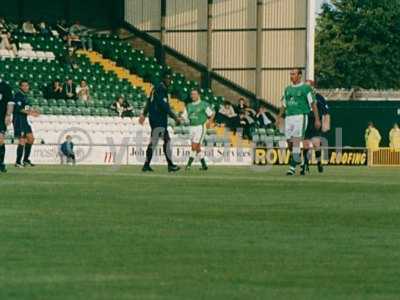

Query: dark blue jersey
<box><xmin>143</xmin><ymin>82</ymin><xmax>177</xmax><ymax>128</ymax></box>
<box><xmin>309</xmin><ymin>93</ymin><xmax>329</xmax><ymax>122</ymax></box>
<box><xmin>12</xmin><ymin>91</ymin><xmax>30</xmax><ymax>123</ymax></box>
<box><xmin>0</xmin><ymin>80</ymin><xmax>13</xmax><ymax>118</ymax></box>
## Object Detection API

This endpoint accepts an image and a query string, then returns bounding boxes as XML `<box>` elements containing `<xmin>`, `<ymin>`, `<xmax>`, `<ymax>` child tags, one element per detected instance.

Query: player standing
<box><xmin>139</xmin><ymin>74</ymin><xmax>181</xmax><ymax>172</ymax></box>
<box><xmin>183</xmin><ymin>89</ymin><xmax>214</xmax><ymax>171</ymax></box>
<box><xmin>277</xmin><ymin>69</ymin><xmax>321</xmax><ymax>176</ymax></box>
<box><xmin>302</xmin><ymin>80</ymin><xmax>330</xmax><ymax>175</ymax></box>
<box><xmin>0</xmin><ymin>79</ymin><xmax>13</xmax><ymax>173</ymax></box>
<box><xmin>9</xmin><ymin>80</ymin><xmax>40</xmax><ymax>168</ymax></box>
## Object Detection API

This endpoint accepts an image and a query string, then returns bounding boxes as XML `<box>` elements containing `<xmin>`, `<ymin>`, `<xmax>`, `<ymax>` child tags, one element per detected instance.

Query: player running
<box><xmin>301</xmin><ymin>80</ymin><xmax>330</xmax><ymax>175</ymax></box>
<box><xmin>9</xmin><ymin>80</ymin><xmax>40</xmax><ymax>168</ymax></box>
<box><xmin>183</xmin><ymin>89</ymin><xmax>214</xmax><ymax>171</ymax></box>
<box><xmin>278</xmin><ymin>69</ymin><xmax>321</xmax><ymax>176</ymax></box>
<box><xmin>0</xmin><ymin>79</ymin><xmax>13</xmax><ymax>173</ymax></box>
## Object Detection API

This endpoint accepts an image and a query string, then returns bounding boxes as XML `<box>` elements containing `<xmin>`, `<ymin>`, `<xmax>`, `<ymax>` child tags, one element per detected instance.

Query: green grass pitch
<box><xmin>1</xmin><ymin>165</ymin><xmax>400</xmax><ymax>300</ymax></box>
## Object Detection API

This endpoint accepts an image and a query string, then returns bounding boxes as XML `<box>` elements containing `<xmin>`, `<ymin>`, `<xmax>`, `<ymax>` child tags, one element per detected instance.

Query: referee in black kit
<box><xmin>139</xmin><ymin>74</ymin><xmax>181</xmax><ymax>173</ymax></box>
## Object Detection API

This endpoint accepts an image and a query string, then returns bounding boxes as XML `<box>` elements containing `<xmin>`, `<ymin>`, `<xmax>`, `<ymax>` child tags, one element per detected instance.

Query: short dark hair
<box><xmin>19</xmin><ymin>80</ymin><xmax>29</xmax><ymax>86</ymax></box>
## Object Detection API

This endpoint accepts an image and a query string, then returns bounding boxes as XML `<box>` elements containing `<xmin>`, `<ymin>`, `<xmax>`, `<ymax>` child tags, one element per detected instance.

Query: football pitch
<box><xmin>1</xmin><ymin>165</ymin><xmax>400</xmax><ymax>300</ymax></box>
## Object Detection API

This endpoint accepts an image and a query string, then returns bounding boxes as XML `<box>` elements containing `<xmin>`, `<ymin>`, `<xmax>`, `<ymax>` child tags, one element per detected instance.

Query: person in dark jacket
<box><xmin>139</xmin><ymin>74</ymin><xmax>181</xmax><ymax>172</ymax></box>
<box><xmin>60</xmin><ymin>135</ymin><xmax>76</xmax><ymax>165</ymax></box>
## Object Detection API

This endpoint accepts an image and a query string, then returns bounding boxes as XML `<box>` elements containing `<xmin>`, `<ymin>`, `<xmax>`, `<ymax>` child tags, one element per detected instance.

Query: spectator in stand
<box><xmin>389</xmin><ymin>123</ymin><xmax>400</xmax><ymax>151</ymax></box>
<box><xmin>45</xmin><ymin>80</ymin><xmax>64</xmax><ymax>100</ymax></box>
<box><xmin>365</xmin><ymin>122</ymin><xmax>381</xmax><ymax>152</ymax></box>
<box><xmin>69</xmin><ymin>21</ymin><xmax>93</xmax><ymax>51</ymax></box>
<box><xmin>256</xmin><ymin>105</ymin><xmax>275</xmax><ymax>129</ymax></box>
<box><xmin>63</xmin><ymin>78</ymin><xmax>77</xmax><ymax>100</ymax></box>
<box><xmin>38</xmin><ymin>22</ymin><xmax>51</xmax><ymax>36</ymax></box>
<box><xmin>56</xmin><ymin>19</ymin><xmax>70</xmax><ymax>41</ymax></box>
<box><xmin>0</xmin><ymin>17</ymin><xmax>9</xmax><ymax>32</ymax></box>
<box><xmin>22</xmin><ymin>20</ymin><xmax>37</xmax><ymax>35</ymax></box>
<box><xmin>111</xmin><ymin>96</ymin><xmax>134</xmax><ymax>118</ymax></box>
<box><xmin>235</xmin><ymin>98</ymin><xmax>256</xmax><ymax>116</ymax></box>
<box><xmin>239</xmin><ymin>111</ymin><xmax>254</xmax><ymax>140</ymax></box>
<box><xmin>215</xmin><ymin>100</ymin><xmax>240</xmax><ymax>130</ymax></box>
<box><xmin>60</xmin><ymin>135</ymin><xmax>76</xmax><ymax>165</ymax></box>
<box><xmin>64</xmin><ymin>47</ymin><xmax>79</xmax><ymax>69</ymax></box>
<box><xmin>76</xmin><ymin>80</ymin><xmax>90</xmax><ymax>101</ymax></box>
<box><xmin>0</xmin><ymin>31</ymin><xmax>17</xmax><ymax>54</ymax></box>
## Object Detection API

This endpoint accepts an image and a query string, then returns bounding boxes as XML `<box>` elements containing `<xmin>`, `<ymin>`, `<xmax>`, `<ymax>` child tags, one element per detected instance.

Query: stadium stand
<box><xmin>0</xmin><ymin>21</ymin><xmax>286</xmax><ymax>148</ymax></box>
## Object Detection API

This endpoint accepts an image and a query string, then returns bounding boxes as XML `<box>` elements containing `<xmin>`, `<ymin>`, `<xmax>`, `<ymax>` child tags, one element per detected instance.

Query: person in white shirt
<box><xmin>22</xmin><ymin>21</ymin><xmax>37</xmax><ymax>34</ymax></box>
<box><xmin>76</xmin><ymin>80</ymin><xmax>90</xmax><ymax>101</ymax></box>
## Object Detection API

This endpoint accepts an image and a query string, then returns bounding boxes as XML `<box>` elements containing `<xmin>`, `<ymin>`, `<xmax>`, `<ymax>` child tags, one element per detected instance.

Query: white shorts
<box><xmin>285</xmin><ymin>114</ymin><xmax>308</xmax><ymax>139</ymax></box>
<box><xmin>189</xmin><ymin>124</ymin><xmax>207</xmax><ymax>144</ymax></box>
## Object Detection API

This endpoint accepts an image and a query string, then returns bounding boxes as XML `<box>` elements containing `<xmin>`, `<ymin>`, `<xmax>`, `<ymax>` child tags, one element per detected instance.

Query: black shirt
<box><xmin>143</xmin><ymin>82</ymin><xmax>177</xmax><ymax>128</ymax></box>
<box><xmin>12</xmin><ymin>91</ymin><xmax>30</xmax><ymax>123</ymax></box>
<box><xmin>0</xmin><ymin>80</ymin><xmax>13</xmax><ymax>118</ymax></box>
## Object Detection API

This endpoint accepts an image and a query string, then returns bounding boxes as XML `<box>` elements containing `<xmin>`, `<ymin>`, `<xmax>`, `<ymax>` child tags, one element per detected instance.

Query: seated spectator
<box><xmin>239</xmin><ymin>111</ymin><xmax>254</xmax><ymax>140</ymax></box>
<box><xmin>235</xmin><ymin>98</ymin><xmax>256</xmax><ymax>116</ymax></box>
<box><xmin>22</xmin><ymin>20</ymin><xmax>37</xmax><ymax>34</ymax></box>
<box><xmin>76</xmin><ymin>80</ymin><xmax>90</xmax><ymax>101</ymax></box>
<box><xmin>63</xmin><ymin>47</ymin><xmax>79</xmax><ymax>69</ymax></box>
<box><xmin>215</xmin><ymin>101</ymin><xmax>240</xmax><ymax>130</ymax></box>
<box><xmin>60</xmin><ymin>135</ymin><xmax>76</xmax><ymax>165</ymax></box>
<box><xmin>38</xmin><ymin>22</ymin><xmax>51</xmax><ymax>36</ymax></box>
<box><xmin>45</xmin><ymin>80</ymin><xmax>64</xmax><ymax>100</ymax></box>
<box><xmin>69</xmin><ymin>21</ymin><xmax>93</xmax><ymax>51</ymax></box>
<box><xmin>111</xmin><ymin>96</ymin><xmax>134</xmax><ymax>118</ymax></box>
<box><xmin>256</xmin><ymin>106</ymin><xmax>275</xmax><ymax>129</ymax></box>
<box><xmin>0</xmin><ymin>17</ymin><xmax>9</xmax><ymax>32</ymax></box>
<box><xmin>63</xmin><ymin>78</ymin><xmax>77</xmax><ymax>100</ymax></box>
<box><xmin>0</xmin><ymin>31</ymin><xmax>17</xmax><ymax>54</ymax></box>
<box><xmin>56</xmin><ymin>19</ymin><xmax>70</xmax><ymax>41</ymax></box>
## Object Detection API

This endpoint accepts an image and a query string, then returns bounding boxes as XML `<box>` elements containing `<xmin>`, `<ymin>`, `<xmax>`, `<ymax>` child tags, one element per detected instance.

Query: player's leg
<box><xmin>285</xmin><ymin>115</ymin><xmax>301</xmax><ymax>175</ymax></box>
<box><xmin>312</xmin><ymin>137</ymin><xmax>324</xmax><ymax>173</ymax></box>
<box><xmin>186</xmin><ymin>125</ymin><xmax>200</xmax><ymax>169</ymax></box>
<box><xmin>186</xmin><ymin>142</ymin><xmax>197</xmax><ymax>170</ymax></box>
<box><xmin>162</xmin><ymin>128</ymin><xmax>179</xmax><ymax>171</ymax></box>
<box><xmin>143</xmin><ymin>127</ymin><xmax>159</xmax><ymax>171</ymax></box>
<box><xmin>198</xmin><ymin>124</ymin><xmax>208</xmax><ymax>170</ymax></box>
<box><xmin>23</xmin><ymin>132</ymin><xmax>35</xmax><ymax>166</ymax></box>
<box><xmin>300</xmin><ymin>139</ymin><xmax>312</xmax><ymax>175</ymax></box>
<box><xmin>0</xmin><ymin>132</ymin><xmax>6</xmax><ymax>173</ymax></box>
<box><xmin>16</xmin><ymin>136</ymin><xmax>26</xmax><ymax>168</ymax></box>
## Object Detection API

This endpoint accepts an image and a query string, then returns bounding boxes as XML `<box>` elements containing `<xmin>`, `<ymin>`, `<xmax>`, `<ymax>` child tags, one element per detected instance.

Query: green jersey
<box><xmin>186</xmin><ymin>100</ymin><xmax>213</xmax><ymax>126</ymax></box>
<box><xmin>282</xmin><ymin>83</ymin><xmax>316</xmax><ymax>116</ymax></box>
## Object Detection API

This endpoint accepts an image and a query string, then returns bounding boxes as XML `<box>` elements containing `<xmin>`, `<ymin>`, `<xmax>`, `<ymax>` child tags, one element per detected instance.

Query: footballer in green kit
<box><xmin>182</xmin><ymin>89</ymin><xmax>214</xmax><ymax>170</ymax></box>
<box><xmin>278</xmin><ymin>69</ymin><xmax>321</xmax><ymax>176</ymax></box>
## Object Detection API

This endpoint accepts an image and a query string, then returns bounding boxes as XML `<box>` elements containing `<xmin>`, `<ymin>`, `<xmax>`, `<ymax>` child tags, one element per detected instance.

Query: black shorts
<box><xmin>13</xmin><ymin>120</ymin><xmax>33</xmax><ymax>138</ymax></box>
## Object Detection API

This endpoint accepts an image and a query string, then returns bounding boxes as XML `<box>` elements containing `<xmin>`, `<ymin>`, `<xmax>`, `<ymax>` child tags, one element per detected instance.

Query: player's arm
<box><xmin>205</xmin><ymin>106</ymin><xmax>215</xmax><ymax>128</ymax></box>
<box><xmin>139</xmin><ymin>89</ymin><xmax>152</xmax><ymax>125</ymax></box>
<box><xmin>276</xmin><ymin>95</ymin><xmax>286</xmax><ymax>128</ymax></box>
<box><xmin>5</xmin><ymin>101</ymin><xmax>14</xmax><ymax>126</ymax></box>
<box><xmin>308</xmin><ymin>91</ymin><xmax>321</xmax><ymax>130</ymax></box>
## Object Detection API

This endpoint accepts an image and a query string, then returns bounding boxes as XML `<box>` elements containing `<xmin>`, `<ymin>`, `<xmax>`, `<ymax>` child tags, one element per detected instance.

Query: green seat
<box><xmin>48</xmin><ymin>99</ymin><xmax>58</xmax><ymax>107</ymax></box>
<box><xmin>39</xmin><ymin>99</ymin><xmax>48</xmax><ymax>107</ymax></box>
<box><xmin>57</xmin><ymin>99</ymin><xmax>67</xmax><ymax>107</ymax></box>
<box><xmin>66</xmin><ymin>100</ymin><xmax>76</xmax><ymax>107</ymax></box>
<box><xmin>76</xmin><ymin>100</ymin><xmax>86</xmax><ymax>107</ymax></box>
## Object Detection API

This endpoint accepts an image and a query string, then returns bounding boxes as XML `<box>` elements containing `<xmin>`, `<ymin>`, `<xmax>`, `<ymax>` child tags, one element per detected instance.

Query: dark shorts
<box><xmin>13</xmin><ymin>120</ymin><xmax>33</xmax><ymax>138</ymax></box>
